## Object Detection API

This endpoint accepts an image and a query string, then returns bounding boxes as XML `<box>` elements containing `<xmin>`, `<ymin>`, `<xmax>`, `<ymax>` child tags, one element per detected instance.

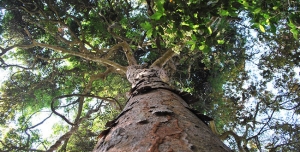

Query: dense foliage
<box><xmin>0</xmin><ymin>0</ymin><xmax>299</xmax><ymax>151</ymax></box>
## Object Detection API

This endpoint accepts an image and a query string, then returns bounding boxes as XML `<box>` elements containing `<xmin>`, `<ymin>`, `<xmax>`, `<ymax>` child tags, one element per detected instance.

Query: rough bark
<box><xmin>93</xmin><ymin>66</ymin><xmax>231</xmax><ymax>152</ymax></box>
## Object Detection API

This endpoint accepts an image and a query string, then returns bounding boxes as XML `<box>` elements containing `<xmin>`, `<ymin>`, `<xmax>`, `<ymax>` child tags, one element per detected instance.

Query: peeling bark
<box><xmin>93</xmin><ymin>66</ymin><xmax>231</xmax><ymax>152</ymax></box>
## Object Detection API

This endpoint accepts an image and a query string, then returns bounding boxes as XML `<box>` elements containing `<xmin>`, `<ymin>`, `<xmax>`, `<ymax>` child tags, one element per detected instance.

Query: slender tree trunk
<box><xmin>93</xmin><ymin>66</ymin><xmax>231</xmax><ymax>152</ymax></box>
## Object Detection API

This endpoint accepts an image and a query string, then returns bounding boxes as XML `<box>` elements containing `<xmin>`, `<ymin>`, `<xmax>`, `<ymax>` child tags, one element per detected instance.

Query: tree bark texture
<box><xmin>93</xmin><ymin>66</ymin><xmax>231</xmax><ymax>152</ymax></box>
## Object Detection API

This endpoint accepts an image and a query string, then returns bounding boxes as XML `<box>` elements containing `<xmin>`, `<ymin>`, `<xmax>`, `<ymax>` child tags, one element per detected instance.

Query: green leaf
<box><xmin>150</xmin><ymin>12</ymin><xmax>163</xmax><ymax>20</ymax></box>
<box><xmin>241</xmin><ymin>0</ymin><xmax>249</xmax><ymax>8</ymax></box>
<box><xmin>259</xmin><ymin>24</ymin><xmax>265</xmax><ymax>32</ymax></box>
<box><xmin>187</xmin><ymin>40</ymin><xmax>195</xmax><ymax>45</ymax></box>
<box><xmin>146</xmin><ymin>29</ymin><xmax>153</xmax><ymax>37</ymax></box>
<box><xmin>217</xmin><ymin>40</ymin><xmax>225</xmax><ymax>44</ymax></box>
<box><xmin>208</xmin><ymin>27</ymin><xmax>212</xmax><ymax>35</ymax></box>
<box><xmin>291</xmin><ymin>28</ymin><xmax>299</xmax><ymax>39</ymax></box>
<box><xmin>141</xmin><ymin>21</ymin><xmax>152</xmax><ymax>30</ymax></box>
<box><xmin>266</xmin><ymin>19</ymin><xmax>270</xmax><ymax>25</ymax></box>
<box><xmin>191</xmin><ymin>34</ymin><xmax>197</xmax><ymax>41</ymax></box>
<box><xmin>263</xmin><ymin>13</ymin><xmax>270</xmax><ymax>19</ymax></box>
<box><xmin>288</xmin><ymin>21</ymin><xmax>296</xmax><ymax>29</ymax></box>
<box><xmin>192</xmin><ymin>24</ymin><xmax>199</xmax><ymax>29</ymax></box>
<box><xmin>253</xmin><ymin>8</ymin><xmax>261</xmax><ymax>14</ymax></box>
<box><xmin>199</xmin><ymin>45</ymin><xmax>206</xmax><ymax>50</ymax></box>
<box><xmin>219</xmin><ymin>10</ymin><xmax>229</xmax><ymax>16</ymax></box>
<box><xmin>155</xmin><ymin>0</ymin><xmax>165</xmax><ymax>13</ymax></box>
<box><xmin>191</xmin><ymin>44</ymin><xmax>196</xmax><ymax>50</ymax></box>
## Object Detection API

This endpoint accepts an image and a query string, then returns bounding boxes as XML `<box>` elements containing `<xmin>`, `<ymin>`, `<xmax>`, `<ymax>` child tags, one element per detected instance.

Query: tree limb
<box><xmin>51</xmin><ymin>93</ymin><xmax>121</xmax><ymax>125</ymax></box>
<box><xmin>26</xmin><ymin>113</ymin><xmax>53</xmax><ymax>130</ymax></box>
<box><xmin>120</xmin><ymin>42</ymin><xmax>137</xmax><ymax>65</ymax></box>
<box><xmin>32</xmin><ymin>41</ymin><xmax>127</xmax><ymax>73</ymax></box>
<box><xmin>219</xmin><ymin>130</ymin><xmax>244</xmax><ymax>151</ymax></box>
<box><xmin>47</xmin><ymin>100</ymin><xmax>103</xmax><ymax>152</ymax></box>
<box><xmin>74</xmin><ymin>67</ymin><xmax>114</xmax><ymax>124</ymax></box>
<box><xmin>59</xmin><ymin>66</ymin><xmax>112</xmax><ymax>151</ymax></box>
<box><xmin>151</xmin><ymin>48</ymin><xmax>176</xmax><ymax>68</ymax></box>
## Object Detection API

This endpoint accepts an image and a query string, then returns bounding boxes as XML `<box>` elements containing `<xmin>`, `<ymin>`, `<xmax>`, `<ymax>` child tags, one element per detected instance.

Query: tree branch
<box><xmin>74</xmin><ymin>67</ymin><xmax>114</xmax><ymax>124</ymax></box>
<box><xmin>59</xmin><ymin>67</ymin><xmax>113</xmax><ymax>150</ymax></box>
<box><xmin>151</xmin><ymin>48</ymin><xmax>176</xmax><ymax>68</ymax></box>
<box><xmin>58</xmin><ymin>67</ymin><xmax>119</xmax><ymax>150</ymax></box>
<box><xmin>32</xmin><ymin>41</ymin><xmax>127</xmax><ymax>73</ymax></box>
<box><xmin>51</xmin><ymin>95</ymin><xmax>76</xmax><ymax>126</ymax></box>
<box><xmin>51</xmin><ymin>93</ymin><xmax>121</xmax><ymax>125</ymax></box>
<box><xmin>1</xmin><ymin>40</ymin><xmax>128</xmax><ymax>74</ymax></box>
<box><xmin>119</xmin><ymin>42</ymin><xmax>137</xmax><ymax>65</ymax></box>
<box><xmin>0</xmin><ymin>140</ymin><xmax>44</xmax><ymax>152</ymax></box>
<box><xmin>26</xmin><ymin>113</ymin><xmax>53</xmax><ymax>130</ymax></box>
<box><xmin>47</xmin><ymin>100</ymin><xmax>103</xmax><ymax>152</ymax></box>
<box><xmin>219</xmin><ymin>130</ymin><xmax>244</xmax><ymax>151</ymax></box>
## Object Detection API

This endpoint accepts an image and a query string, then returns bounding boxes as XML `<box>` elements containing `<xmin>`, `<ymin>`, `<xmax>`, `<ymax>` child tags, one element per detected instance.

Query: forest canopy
<box><xmin>0</xmin><ymin>0</ymin><xmax>299</xmax><ymax>151</ymax></box>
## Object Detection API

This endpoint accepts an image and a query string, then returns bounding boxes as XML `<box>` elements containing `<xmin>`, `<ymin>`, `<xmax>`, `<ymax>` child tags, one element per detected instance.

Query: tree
<box><xmin>0</xmin><ymin>0</ymin><xmax>299</xmax><ymax>151</ymax></box>
<box><xmin>93</xmin><ymin>65</ymin><xmax>230</xmax><ymax>151</ymax></box>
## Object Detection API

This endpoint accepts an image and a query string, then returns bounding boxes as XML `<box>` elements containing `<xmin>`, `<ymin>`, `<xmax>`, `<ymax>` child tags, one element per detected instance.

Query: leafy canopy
<box><xmin>0</xmin><ymin>0</ymin><xmax>299</xmax><ymax>151</ymax></box>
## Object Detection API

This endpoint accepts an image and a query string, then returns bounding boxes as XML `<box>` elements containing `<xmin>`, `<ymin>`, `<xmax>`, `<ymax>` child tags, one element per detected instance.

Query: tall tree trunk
<box><xmin>93</xmin><ymin>66</ymin><xmax>231</xmax><ymax>152</ymax></box>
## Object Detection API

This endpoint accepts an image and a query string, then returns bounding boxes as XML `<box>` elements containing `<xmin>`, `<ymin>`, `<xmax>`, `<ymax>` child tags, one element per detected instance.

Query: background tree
<box><xmin>0</xmin><ymin>0</ymin><xmax>299</xmax><ymax>151</ymax></box>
